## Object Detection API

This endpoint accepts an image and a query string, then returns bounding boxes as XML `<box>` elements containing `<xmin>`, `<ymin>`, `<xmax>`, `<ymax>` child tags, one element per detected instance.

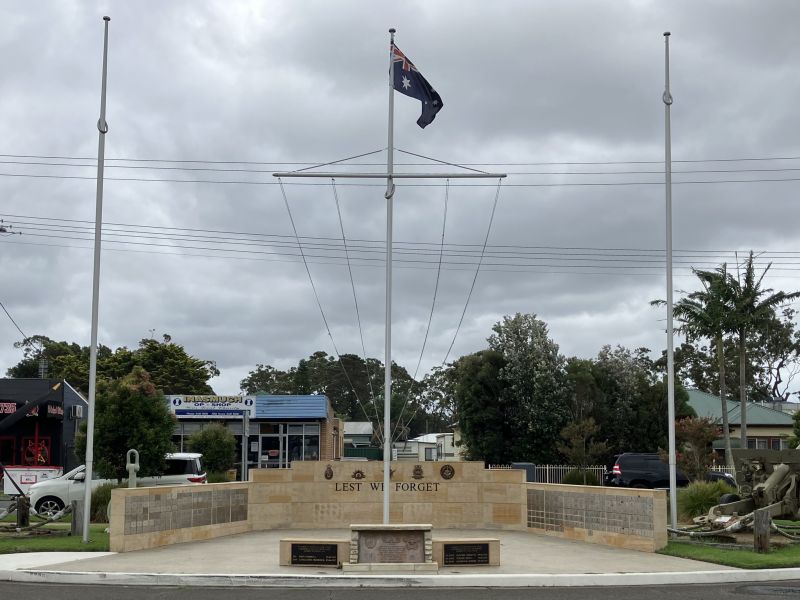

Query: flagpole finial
<box><xmin>103</xmin><ymin>16</ymin><xmax>110</xmax><ymax>21</ymax></box>
<box><xmin>389</xmin><ymin>28</ymin><xmax>396</xmax><ymax>34</ymax></box>
<box><xmin>663</xmin><ymin>31</ymin><xmax>670</xmax><ymax>37</ymax></box>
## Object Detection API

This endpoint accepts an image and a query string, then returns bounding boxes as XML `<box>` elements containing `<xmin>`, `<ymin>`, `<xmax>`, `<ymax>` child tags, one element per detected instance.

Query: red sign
<box><xmin>47</xmin><ymin>404</ymin><xmax>64</xmax><ymax>417</ymax></box>
<box><xmin>0</xmin><ymin>402</ymin><xmax>15</xmax><ymax>414</ymax></box>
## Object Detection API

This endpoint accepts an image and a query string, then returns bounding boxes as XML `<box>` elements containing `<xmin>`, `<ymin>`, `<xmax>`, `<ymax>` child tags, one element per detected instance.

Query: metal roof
<box><xmin>687</xmin><ymin>389</ymin><xmax>794</xmax><ymax>426</ymax></box>
<box><xmin>254</xmin><ymin>395</ymin><xmax>330</xmax><ymax>420</ymax></box>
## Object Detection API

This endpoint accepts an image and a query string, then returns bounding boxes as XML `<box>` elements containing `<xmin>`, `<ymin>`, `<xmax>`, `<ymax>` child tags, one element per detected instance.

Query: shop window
<box><xmin>288</xmin><ymin>434</ymin><xmax>304</xmax><ymax>461</ymax></box>
<box><xmin>21</xmin><ymin>437</ymin><xmax>51</xmax><ymax>465</ymax></box>
<box><xmin>304</xmin><ymin>435</ymin><xmax>319</xmax><ymax>460</ymax></box>
<box><xmin>0</xmin><ymin>436</ymin><xmax>15</xmax><ymax>465</ymax></box>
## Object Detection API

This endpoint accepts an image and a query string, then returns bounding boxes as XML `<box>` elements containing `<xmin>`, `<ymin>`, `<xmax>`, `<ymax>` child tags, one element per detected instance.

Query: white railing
<box><xmin>487</xmin><ymin>463</ymin><xmax>738</xmax><ymax>485</ymax></box>
<box><xmin>707</xmin><ymin>465</ymin><xmax>735</xmax><ymax>473</ymax></box>
<box><xmin>488</xmin><ymin>464</ymin><xmax>606</xmax><ymax>484</ymax></box>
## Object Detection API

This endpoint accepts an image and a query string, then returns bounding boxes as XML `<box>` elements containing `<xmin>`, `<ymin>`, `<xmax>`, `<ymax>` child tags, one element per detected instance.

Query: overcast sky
<box><xmin>2</xmin><ymin>1</ymin><xmax>800</xmax><ymax>396</ymax></box>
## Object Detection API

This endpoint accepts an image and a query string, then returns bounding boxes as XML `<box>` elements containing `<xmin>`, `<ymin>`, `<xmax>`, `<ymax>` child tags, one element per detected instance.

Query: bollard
<box><xmin>71</xmin><ymin>500</ymin><xmax>84</xmax><ymax>537</ymax></box>
<box><xmin>753</xmin><ymin>507</ymin><xmax>770</xmax><ymax>553</ymax></box>
<box><xmin>16</xmin><ymin>495</ymin><xmax>30</xmax><ymax>529</ymax></box>
<box><xmin>126</xmin><ymin>449</ymin><xmax>140</xmax><ymax>488</ymax></box>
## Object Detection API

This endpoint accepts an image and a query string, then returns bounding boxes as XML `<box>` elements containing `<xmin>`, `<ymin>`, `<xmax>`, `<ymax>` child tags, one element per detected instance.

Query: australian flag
<box><xmin>392</xmin><ymin>44</ymin><xmax>443</xmax><ymax>129</ymax></box>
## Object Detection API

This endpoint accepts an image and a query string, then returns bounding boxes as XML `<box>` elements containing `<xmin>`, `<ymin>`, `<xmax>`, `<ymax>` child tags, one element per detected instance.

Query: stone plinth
<box><xmin>343</xmin><ymin>523</ymin><xmax>436</xmax><ymax>572</ymax></box>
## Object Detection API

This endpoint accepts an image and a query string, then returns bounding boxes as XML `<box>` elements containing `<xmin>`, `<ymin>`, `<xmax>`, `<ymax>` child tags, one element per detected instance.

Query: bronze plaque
<box><xmin>291</xmin><ymin>543</ymin><xmax>338</xmax><ymax>566</ymax></box>
<box><xmin>358</xmin><ymin>531</ymin><xmax>425</xmax><ymax>563</ymax></box>
<box><xmin>443</xmin><ymin>542</ymin><xmax>490</xmax><ymax>565</ymax></box>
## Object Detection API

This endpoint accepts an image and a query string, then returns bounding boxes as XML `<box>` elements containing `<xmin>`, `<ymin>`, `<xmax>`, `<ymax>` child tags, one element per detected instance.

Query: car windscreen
<box><xmin>164</xmin><ymin>459</ymin><xmax>198</xmax><ymax>475</ymax></box>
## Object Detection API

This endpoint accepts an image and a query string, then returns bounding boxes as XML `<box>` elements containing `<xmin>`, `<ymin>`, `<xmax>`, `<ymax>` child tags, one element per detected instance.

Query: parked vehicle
<box><xmin>604</xmin><ymin>453</ymin><xmax>736</xmax><ymax>489</ymax></box>
<box><xmin>28</xmin><ymin>452</ymin><xmax>205</xmax><ymax>516</ymax></box>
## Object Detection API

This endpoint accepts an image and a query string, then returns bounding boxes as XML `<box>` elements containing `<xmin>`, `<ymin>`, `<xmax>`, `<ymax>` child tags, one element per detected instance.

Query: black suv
<box><xmin>604</xmin><ymin>453</ymin><xmax>736</xmax><ymax>489</ymax></box>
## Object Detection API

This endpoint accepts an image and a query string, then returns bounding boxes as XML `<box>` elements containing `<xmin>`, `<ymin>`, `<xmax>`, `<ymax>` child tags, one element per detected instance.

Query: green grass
<box><xmin>0</xmin><ymin>523</ymin><xmax>109</xmax><ymax>553</ymax></box>
<box><xmin>659</xmin><ymin>540</ymin><xmax>800</xmax><ymax>569</ymax></box>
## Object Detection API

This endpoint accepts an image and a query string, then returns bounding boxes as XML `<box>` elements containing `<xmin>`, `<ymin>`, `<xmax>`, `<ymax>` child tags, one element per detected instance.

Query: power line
<box><xmin>3</xmin><ymin>170</ymin><xmax>800</xmax><ymax>187</ymax></box>
<box><xmin>9</xmin><ymin>234</ymin><xmax>800</xmax><ymax>279</ymax></box>
<box><xmin>10</xmin><ymin>225</ymin><xmax>800</xmax><ymax>273</ymax></box>
<box><xmin>3</xmin><ymin>151</ymin><xmax>800</xmax><ymax>166</ymax></box>
<box><xmin>0</xmin><ymin>299</ymin><xmax>29</xmax><ymax>342</ymax></box>
<box><xmin>6</xmin><ymin>158</ymin><xmax>800</xmax><ymax>177</ymax></box>
<box><xmin>9</xmin><ymin>214</ymin><xmax>800</xmax><ymax>265</ymax></box>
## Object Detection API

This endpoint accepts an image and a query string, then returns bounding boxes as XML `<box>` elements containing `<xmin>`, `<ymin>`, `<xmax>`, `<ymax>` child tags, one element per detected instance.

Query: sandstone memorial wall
<box><xmin>110</xmin><ymin>461</ymin><xmax>667</xmax><ymax>554</ymax></box>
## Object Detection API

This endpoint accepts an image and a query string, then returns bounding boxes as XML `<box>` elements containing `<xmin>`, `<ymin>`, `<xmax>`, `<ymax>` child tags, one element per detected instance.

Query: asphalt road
<box><xmin>2</xmin><ymin>582</ymin><xmax>800</xmax><ymax>600</ymax></box>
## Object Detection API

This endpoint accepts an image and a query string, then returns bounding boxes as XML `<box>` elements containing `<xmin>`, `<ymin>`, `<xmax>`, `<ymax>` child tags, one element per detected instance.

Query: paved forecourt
<box><xmin>5</xmin><ymin>527</ymin><xmax>800</xmax><ymax>588</ymax></box>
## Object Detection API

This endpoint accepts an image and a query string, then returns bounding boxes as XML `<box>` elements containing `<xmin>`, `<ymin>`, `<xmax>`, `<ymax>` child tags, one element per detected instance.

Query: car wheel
<box><xmin>35</xmin><ymin>497</ymin><xmax>65</xmax><ymax>517</ymax></box>
<box><xmin>718</xmin><ymin>493</ymin><xmax>741</xmax><ymax>505</ymax></box>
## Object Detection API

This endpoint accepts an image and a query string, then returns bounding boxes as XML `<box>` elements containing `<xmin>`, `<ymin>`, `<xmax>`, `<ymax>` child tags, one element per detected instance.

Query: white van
<box><xmin>28</xmin><ymin>452</ymin><xmax>205</xmax><ymax>516</ymax></box>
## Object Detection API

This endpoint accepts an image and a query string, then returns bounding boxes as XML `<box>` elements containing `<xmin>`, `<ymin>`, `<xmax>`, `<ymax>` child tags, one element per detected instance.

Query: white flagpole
<box><xmin>383</xmin><ymin>27</ymin><xmax>396</xmax><ymax>525</ymax></box>
<box><xmin>83</xmin><ymin>15</ymin><xmax>111</xmax><ymax>544</ymax></box>
<box><xmin>663</xmin><ymin>31</ymin><xmax>678</xmax><ymax>532</ymax></box>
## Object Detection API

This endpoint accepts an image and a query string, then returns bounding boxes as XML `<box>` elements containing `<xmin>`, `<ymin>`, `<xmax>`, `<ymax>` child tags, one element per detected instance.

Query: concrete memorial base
<box><xmin>343</xmin><ymin>523</ymin><xmax>437</xmax><ymax>572</ymax></box>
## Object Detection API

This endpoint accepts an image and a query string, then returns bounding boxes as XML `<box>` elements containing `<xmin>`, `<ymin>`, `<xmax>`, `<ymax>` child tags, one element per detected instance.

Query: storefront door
<box><xmin>260</xmin><ymin>429</ymin><xmax>286</xmax><ymax>468</ymax></box>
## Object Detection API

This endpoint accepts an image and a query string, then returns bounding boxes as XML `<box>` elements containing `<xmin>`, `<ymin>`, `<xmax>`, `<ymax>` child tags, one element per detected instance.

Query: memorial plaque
<box><xmin>358</xmin><ymin>530</ymin><xmax>425</xmax><ymax>563</ymax></box>
<box><xmin>443</xmin><ymin>543</ymin><xmax>490</xmax><ymax>566</ymax></box>
<box><xmin>290</xmin><ymin>543</ymin><xmax>339</xmax><ymax>566</ymax></box>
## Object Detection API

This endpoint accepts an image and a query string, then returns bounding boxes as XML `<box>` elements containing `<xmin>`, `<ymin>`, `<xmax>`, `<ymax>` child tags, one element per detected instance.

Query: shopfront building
<box><xmin>0</xmin><ymin>378</ymin><xmax>87</xmax><ymax>473</ymax></box>
<box><xmin>166</xmin><ymin>394</ymin><xmax>341</xmax><ymax>475</ymax></box>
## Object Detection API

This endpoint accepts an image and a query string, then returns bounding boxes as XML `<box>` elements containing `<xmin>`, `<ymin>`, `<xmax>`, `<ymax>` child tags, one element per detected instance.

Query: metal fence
<box><xmin>488</xmin><ymin>463</ymin><xmax>737</xmax><ymax>485</ymax></box>
<box><xmin>488</xmin><ymin>464</ymin><xmax>606</xmax><ymax>484</ymax></box>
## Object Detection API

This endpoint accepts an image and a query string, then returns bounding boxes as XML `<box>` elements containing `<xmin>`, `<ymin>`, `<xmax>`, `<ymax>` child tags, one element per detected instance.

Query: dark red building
<box><xmin>0</xmin><ymin>378</ymin><xmax>87</xmax><ymax>473</ymax></box>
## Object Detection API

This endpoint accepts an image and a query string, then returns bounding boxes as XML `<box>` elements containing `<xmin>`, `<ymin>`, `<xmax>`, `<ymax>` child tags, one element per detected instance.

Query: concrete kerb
<box><xmin>3</xmin><ymin>567</ymin><xmax>800</xmax><ymax>587</ymax></box>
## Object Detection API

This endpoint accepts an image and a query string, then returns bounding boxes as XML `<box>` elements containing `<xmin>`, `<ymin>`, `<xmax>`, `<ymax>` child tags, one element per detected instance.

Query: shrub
<box><xmin>561</xmin><ymin>469</ymin><xmax>600</xmax><ymax>486</ymax></box>
<box><xmin>206</xmin><ymin>471</ymin><xmax>230</xmax><ymax>483</ymax></box>
<box><xmin>90</xmin><ymin>482</ymin><xmax>120</xmax><ymax>523</ymax></box>
<box><xmin>187</xmin><ymin>423</ymin><xmax>236</xmax><ymax>473</ymax></box>
<box><xmin>678</xmin><ymin>480</ymin><xmax>736</xmax><ymax>520</ymax></box>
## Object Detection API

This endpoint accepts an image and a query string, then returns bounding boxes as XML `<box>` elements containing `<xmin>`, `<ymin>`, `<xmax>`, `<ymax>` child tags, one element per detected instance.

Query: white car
<box><xmin>28</xmin><ymin>452</ymin><xmax>206</xmax><ymax>516</ymax></box>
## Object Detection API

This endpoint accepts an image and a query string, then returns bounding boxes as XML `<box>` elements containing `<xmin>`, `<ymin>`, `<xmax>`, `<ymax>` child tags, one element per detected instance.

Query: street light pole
<box><xmin>663</xmin><ymin>31</ymin><xmax>678</xmax><ymax>532</ymax></box>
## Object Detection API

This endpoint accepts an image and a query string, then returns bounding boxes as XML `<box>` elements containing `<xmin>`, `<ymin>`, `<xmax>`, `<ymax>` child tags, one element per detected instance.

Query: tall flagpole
<box><xmin>663</xmin><ymin>31</ymin><xmax>678</xmax><ymax>532</ymax></box>
<box><xmin>383</xmin><ymin>27</ymin><xmax>396</xmax><ymax>525</ymax></box>
<box><xmin>83</xmin><ymin>15</ymin><xmax>111</xmax><ymax>543</ymax></box>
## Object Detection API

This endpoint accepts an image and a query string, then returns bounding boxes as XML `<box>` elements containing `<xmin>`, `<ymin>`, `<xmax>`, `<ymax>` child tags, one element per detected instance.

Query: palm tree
<box><xmin>728</xmin><ymin>252</ymin><xmax>800</xmax><ymax>447</ymax></box>
<box><xmin>655</xmin><ymin>266</ymin><xmax>736</xmax><ymax>467</ymax></box>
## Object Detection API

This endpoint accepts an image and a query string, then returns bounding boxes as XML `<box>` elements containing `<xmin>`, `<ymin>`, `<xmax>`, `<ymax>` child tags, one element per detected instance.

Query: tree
<box><xmin>727</xmin><ymin>253</ymin><xmax>800</xmax><ymax>446</ymax></box>
<box><xmin>239</xmin><ymin>364</ymin><xmax>295</xmax><ymax>395</ymax></box>
<box><xmin>452</xmin><ymin>350</ymin><xmax>511</xmax><ymax>463</ymax></box>
<box><xmin>75</xmin><ymin>367</ymin><xmax>176</xmax><ymax>482</ymax></box>
<box><xmin>789</xmin><ymin>410</ymin><xmax>800</xmax><ymax>449</ymax></box>
<box><xmin>557</xmin><ymin>417</ymin><xmax>608</xmax><ymax>476</ymax></box>
<box><xmin>488</xmin><ymin>313</ymin><xmax>571</xmax><ymax>463</ymax></box>
<box><xmin>657</xmin><ymin>265</ymin><xmax>736</xmax><ymax>467</ymax></box>
<box><xmin>674</xmin><ymin>417</ymin><xmax>719</xmax><ymax>481</ymax></box>
<box><xmin>583</xmin><ymin>346</ymin><xmax>693</xmax><ymax>463</ymax></box>
<box><xmin>187</xmin><ymin>423</ymin><xmax>236</xmax><ymax>474</ymax></box>
<box><xmin>7</xmin><ymin>333</ymin><xmax>218</xmax><ymax>395</ymax></box>
<box><xmin>8</xmin><ymin>336</ymin><xmax>112</xmax><ymax>391</ymax></box>
<box><xmin>123</xmin><ymin>335</ymin><xmax>219</xmax><ymax>394</ymax></box>
<box><xmin>238</xmin><ymin>351</ymin><xmax>433</xmax><ymax>442</ymax></box>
